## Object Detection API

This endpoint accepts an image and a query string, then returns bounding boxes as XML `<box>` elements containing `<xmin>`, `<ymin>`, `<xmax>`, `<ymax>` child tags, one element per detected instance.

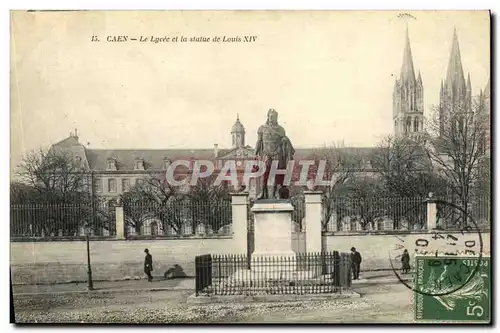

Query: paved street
<box><xmin>218</xmin><ymin>284</ymin><xmax>414</xmax><ymax>323</ymax></box>
<box><xmin>12</xmin><ymin>270</ymin><xmax>416</xmax><ymax>324</ymax></box>
<box><xmin>12</xmin><ymin>270</ymin><xmax>413</xmax><ymax>295</ymax></box>
<box><xmin>13</xmin><ymin>278</ymin><xmax>194</xmax><ymax>295</ymax></box>
<box><xmin>13</xmin><ymin>282</ymin><xmax>415</xmax><ymax>324</ymax></box>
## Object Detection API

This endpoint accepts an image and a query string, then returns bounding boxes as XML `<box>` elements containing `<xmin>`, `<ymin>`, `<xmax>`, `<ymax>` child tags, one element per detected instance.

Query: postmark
<box><xmin>414</xmin><ymin>254</ymin><xmax>491</xmax><ymax>323</ymax></box>
<box><xmin>387</xmin><ymin>199</ymin><xmax>484</xmax><ymax>296</ymax></box>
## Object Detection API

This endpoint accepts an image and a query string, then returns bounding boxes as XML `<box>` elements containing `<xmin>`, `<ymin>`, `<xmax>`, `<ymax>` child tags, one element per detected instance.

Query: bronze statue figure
<box><xmin>255</xmin><ymin>109</ymin><xmax>295</xmax><ymax>199</ymax></box>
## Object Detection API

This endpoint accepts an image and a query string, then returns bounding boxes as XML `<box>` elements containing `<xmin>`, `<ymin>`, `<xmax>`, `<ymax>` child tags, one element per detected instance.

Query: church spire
<box><xmin>400</xmin><ymin>27</ymin><xmax>416</xmax><ymax>83</ymax></box>
<box><xmin>393</xmin><ymin>27</ymin><xmax>424</xmax><ymax>138</ymax></box>
<box><xmin>445</xmin><ymin>27</ymin><xmax>466</xmax><ymax>91</ymax></box>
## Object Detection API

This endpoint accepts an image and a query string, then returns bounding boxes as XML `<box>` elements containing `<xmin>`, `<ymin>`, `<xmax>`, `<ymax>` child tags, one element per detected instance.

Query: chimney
<box><xmin>214</xmin><ymin>143</ymin><xmax>219</xmax><ymax>157</ymax></box>
<box><xmin>74</xmin><ymin>128</ymin><xmax>79</xmax><ymax>142</ymax></box>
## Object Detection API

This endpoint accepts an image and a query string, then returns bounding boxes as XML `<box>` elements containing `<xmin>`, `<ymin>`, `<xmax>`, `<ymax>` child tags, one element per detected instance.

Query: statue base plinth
<box><xmin>251</xmin><ymin>200</ymin><xmax>295</xmax><ymax>256</ymax></box>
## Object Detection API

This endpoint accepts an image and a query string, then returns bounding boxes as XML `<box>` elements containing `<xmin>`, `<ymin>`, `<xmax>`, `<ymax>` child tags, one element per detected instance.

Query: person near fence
<box><xmin>350</xmin><ymin>247</ymin><xmax>362</xmax><ymax>280</ymax></box>
<box><xmin>144</xmin><ymin>248</ymin><xmax>153</xmax><ymax>282</ymax></box>
<box><xmin>401</xmin><ymin>249</ymin><xmax>411</xmax><ymax>274</ymax></box>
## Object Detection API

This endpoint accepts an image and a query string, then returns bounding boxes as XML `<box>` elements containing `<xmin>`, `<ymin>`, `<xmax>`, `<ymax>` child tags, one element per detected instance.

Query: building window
<box><xmin>107</xmin><ymin>159</ymin><xmax>116</xmax><ymax>171</ymax></box>
<box><xmin>122</xmin><ymin>179</ymin><xmax>130</xmax><ymax>192</ymax></box>
<box><xmin>108</xmin><ymin>179</ymin><xmax>117</xmax><ymax>192</ymax></box>
<box><xmin>94</xmin><ymin>178</ymin><xmax>102</xmax><ymax>192</ymax></box>
<box><xmin>414</xmin><ymin>117</ymin><xmax>419</xmax><ymax>132</ymax></box>
<box><xmin>136</xmin><ymin>179</ymin><xmax>144</xmax><ymax>187</ymax></box>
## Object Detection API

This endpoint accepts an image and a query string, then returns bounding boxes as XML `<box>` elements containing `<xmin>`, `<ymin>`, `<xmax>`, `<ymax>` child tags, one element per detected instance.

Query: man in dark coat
<box><xmin>350</xmin><ymin>247</ymin><xmax>362</xmax><ymax>280</ymax></box>
<box><xmin>401</xmin><ymin>249</ymin><xmax>411</xmax><ymax>274</ymax></box>
<box><xmin>144</xmin><ymin>248</ymin><xmax>153</xmax><ymax>282</ymax></box>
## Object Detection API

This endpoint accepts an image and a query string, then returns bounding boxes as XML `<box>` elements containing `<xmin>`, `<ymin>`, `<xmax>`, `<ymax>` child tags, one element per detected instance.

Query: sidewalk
<box><xmin>13</xmin><ymin>270</ymin><xmax>413</xmax><ymax>296</ymax></box>
<box><xmin>352</xmin><ymin>270</ymin><xmax>414</xmax><ymax>285</ymax></box>
<box><xmin>13</xmin><ymin>278</ymin><xmax>195</xmax><ymax>296</ymax></box>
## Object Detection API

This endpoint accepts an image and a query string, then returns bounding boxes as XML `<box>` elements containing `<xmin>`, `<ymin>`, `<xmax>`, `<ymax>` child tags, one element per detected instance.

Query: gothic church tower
<box><xmin>393</xmin><ymin>28</ymin><xmax>424</xmax><ymax>138</ymax></box>
<box><xmin>439</xmin><ymin>28</ymin><xmax>472</xmax><ymax>137</ymax></box>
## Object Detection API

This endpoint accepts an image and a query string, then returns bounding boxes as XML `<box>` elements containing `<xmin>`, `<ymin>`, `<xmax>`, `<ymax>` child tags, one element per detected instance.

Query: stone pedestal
<box><xmin>115</xmin><ymin>205</ymin><xmax>125</xmax><ymax>240</ymax></box>
<box><xmin>251</xmin><ymin>199</ymin><xmax>295</xmax><ymax>257</ymax></box>
<box><xmin>250</xmin><ymin>199</ymin><xmax>296</xmax><ymax>277</ymax></box>
<box><xmin>426</xmin><ymin>193</ymin><xmax>437</xmax><ymax>231</ymax></box>
<box><xmin>231</xmin><ymin>193</ymin><xmax>249</xmax><ymax>254</ymax></box>
<box><xmin>304</xmin><ymin>191</ymin><xmax>322</xmax><ymax>253</ymax></box>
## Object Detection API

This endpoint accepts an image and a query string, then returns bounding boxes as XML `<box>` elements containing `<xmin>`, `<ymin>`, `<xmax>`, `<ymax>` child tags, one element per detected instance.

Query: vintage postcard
<box><xmin>10</xmin><ymin>10</ymin><xmax>491</xmax><ymax>324</ymax></box>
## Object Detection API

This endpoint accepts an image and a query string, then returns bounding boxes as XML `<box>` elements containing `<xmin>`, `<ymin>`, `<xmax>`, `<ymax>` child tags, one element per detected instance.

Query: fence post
<box><xmin>115</xmin><ymin>201</ymin><xmax>125</xmax><ymax>240</ymax></box>
<box><xmin>231</xmin><ymin>193</ymin><xmax>248</xmax><ymax>254</ymax></box>
<box><xmin>426</xmin><ymin>192</ymin><xmax>437</xmax><ymax>231</ymax></box>
<box><xmin>304</xmin><ymin>191</ymin><xmax>323</xmax><ymax>253</ymax></box>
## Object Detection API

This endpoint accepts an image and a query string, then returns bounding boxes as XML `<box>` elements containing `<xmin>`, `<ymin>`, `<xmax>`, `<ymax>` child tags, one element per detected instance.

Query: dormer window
<box><xmin>107</xmin><ymin>158</ymin><xmax>117</xmax><ymax>171</ymax></box>
<box><xmin>135</xmin><ymin>158</ymin><xmax>145</xmax><ymax>170</ymax></box>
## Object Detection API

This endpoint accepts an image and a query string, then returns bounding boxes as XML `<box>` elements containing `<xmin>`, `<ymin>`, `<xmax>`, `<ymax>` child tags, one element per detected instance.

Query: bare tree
<box><xmin>336</xmin><ymin>175</ymin><xmax>388</xmax><ymax>230</ymax></box>
<box><xmin>371</xmin><ymin>135</ymin><xmax>447</xmax><ymax>197</ymax></box>
<box><xmin>121</xmin><ymin>185</ymin><xmax>156</xmax><ymax>234</ymax></box>
<box><xmin>425</xmin><ymin>96</ymin><xmax>489</xmax><ymax>227</ymax></box>
<box><xmin>10</xmin><ymin>181</ymin><xmax>39</xmax><ymax>204</ymax></box>
<box><xmin>186</xmin><ymin>173</ymin><xmax>232</xmax><ymax>234</ymax></box>
<box><xmin>120</xmin><ymin>172</ymin><xmax>179</xmax><ymax>234</ymax></box>
<box><xmin>16</xmin><ymin>148</ymin><xmax>89</xmax><ymax>200</ymax></box>
<box><xmin>12</xmin><ymin>148</ymin><xmax>96</xmax><ymax>237</ymax></box>
<box><xmin>311</xmin><ymin>143</ymin><xmax>363</xmax><ymax>232</ymax></box>
<box><xmin>370</xmin><ymin>135</ymin><xmax>449</xmax><ymax>229</ymax></box>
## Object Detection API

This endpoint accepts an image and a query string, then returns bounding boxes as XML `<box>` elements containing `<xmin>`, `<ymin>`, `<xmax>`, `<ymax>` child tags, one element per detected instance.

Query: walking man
<box><xmin>144</xmin><ymin>248</ymin><xmax>153</xmax><ymax>282</ymax></box>
<box><xmin>401</xmin><ymin>249</ymin><xmax>411</xmax><ymax>274</ymax></box>
<box><xmin>350</xmin><ymin>247</ymin><xmax>362</xmax><ymax>280</ymax></box>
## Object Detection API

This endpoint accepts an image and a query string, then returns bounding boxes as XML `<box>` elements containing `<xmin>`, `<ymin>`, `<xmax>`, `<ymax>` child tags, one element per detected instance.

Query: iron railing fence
<box><xmin>195</xmin><ymin>251</ymin><xmax>352</xmax><ymax>296</ymax></box>
<box><xmin>10</xmin><ymin>202</ymin><xmax>116</xmax><ymax>238</ymax></box>
<box><xmin>435</xmin><ymin>196</ymin><xmax>491</xmax><ymax>230</ymax></box>
<box><xmin>322</xmin><ymin>196</ymin><xmax>491</xmax><ymax>232</ymax></box>
<box><xmin>123</xmin><ymin>200</ymin><xmax>233</xmax><ymax>237</ymax></box>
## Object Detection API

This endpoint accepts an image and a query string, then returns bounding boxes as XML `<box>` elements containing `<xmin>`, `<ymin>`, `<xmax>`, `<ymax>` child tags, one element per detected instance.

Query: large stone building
<box><xmin>49</xmin><ymin>28</ymin><xmax>489</xmax><ymax>201</ymax></box>
<box><xmin>51</xmin><ymin>125</ymin><xmax>377</xmax><ymax>201</ymax></box>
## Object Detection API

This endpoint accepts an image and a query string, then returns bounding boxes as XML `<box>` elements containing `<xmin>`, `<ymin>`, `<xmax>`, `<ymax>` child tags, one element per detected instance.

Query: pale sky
<box><xmin>10</xmin><ymin>10</ymin><xmax>490</xmax><ymax>172</ymax></box>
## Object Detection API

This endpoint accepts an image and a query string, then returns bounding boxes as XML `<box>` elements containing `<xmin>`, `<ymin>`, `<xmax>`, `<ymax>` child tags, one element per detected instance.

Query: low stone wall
<box><xmin>10</xmin><ymin>237</ymin><xmax>238</xmax><ymax>285</ymax></box>
<box><xmin>323</xmin><ymin>231</ymin><xmax>490</xmax><ymax>272</ymax></box>
<box><xmin>10</xmin><ymin>231</ymin><xmax>490</xmax><ymax>285</ymax></box>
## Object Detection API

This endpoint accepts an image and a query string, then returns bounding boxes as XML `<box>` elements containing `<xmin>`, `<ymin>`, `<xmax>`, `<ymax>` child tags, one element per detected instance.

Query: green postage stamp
<box><xmin>414</xmin><ymin>254</ymin><xmax>491</xmax><ymax>323</ymax></box>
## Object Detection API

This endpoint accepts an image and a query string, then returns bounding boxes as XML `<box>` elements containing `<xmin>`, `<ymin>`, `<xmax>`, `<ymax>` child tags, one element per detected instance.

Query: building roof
<box><xmin>51</xmin><ymin>133</ymin><xmax>380</xmax><ymax>172</ymax></box>
<box><xmin>53</xmin><ymin>136</ymin><xmax>80</xmax><ymax>147</ymax></box>
<box><xmin>86</xmin><ymin>148</ymin><xmax>216</xmax><ymax>171</ymax></box>
<box><xmin>50</xmin><ymin>133</ymin><xmax>90</xmax><ymax>169</ymax></box>
<box><xmin>231</xmin><ymin>115</ymin><xmax>245</xmax><ymax>133</ymax></box>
